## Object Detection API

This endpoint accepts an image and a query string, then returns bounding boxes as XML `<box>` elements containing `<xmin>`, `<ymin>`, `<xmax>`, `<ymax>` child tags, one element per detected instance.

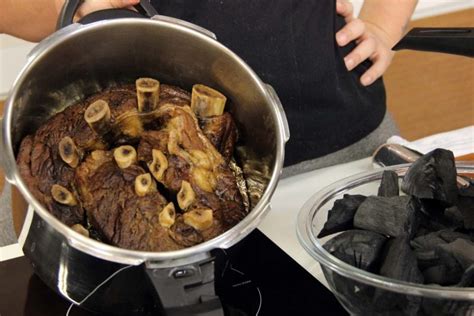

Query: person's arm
<box><xmin>336</xmin><ymin>0</ymin><xmax>418</xmax><ymax>86</ymax></box>
<box><xmin>0</xmin><ymin>0</ymin><xmax>139</xmax><ymax>42</ymax></box>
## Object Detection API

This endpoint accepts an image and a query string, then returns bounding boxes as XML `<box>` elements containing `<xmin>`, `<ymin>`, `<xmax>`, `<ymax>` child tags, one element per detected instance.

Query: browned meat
<box><xmin>200</xmin><ymin>113</ymin><xmax>238</xmax><ymax>162</ymax></box>
<box><xmin>75</xmin><ymin>150</ymin><xmax>184</xmax><ymax>251</ymax></box>
<box><xmin>137</xmin><ymin>104</ymin><xmax>246</xmax><ymax>241</ymax></box>
<box><xmin>16</xmin><ymin>81</ymin><xmax>245</xmax><ymax>251</ymax></box>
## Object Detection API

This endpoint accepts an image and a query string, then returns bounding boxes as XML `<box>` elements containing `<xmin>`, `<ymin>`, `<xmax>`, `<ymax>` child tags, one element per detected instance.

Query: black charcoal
<box><xmin>457</xmin><ymin>265</ymin><xmax>474</xmax><ymax>287</ymax></box>
<box><xmin>432</xmin><ymin>241</ymin><xmax>467</xmax><ymax>285</ymax></box>
<box><xmin>322</xmin><ymin>267</ymin><xmax>375</xmax><ymax>315</ymax></box>
<box><xmin>415</xmin><ymin>250</ymin><xmax>440</xmax><ymax>269</ymax></box>
<box><xmin>459</xmin><ymin>178</ymin><xmax>474</xmax><ymax>198</ymax></box>
<box><xmin>418</xmin><ymin>208</ymin><xmax>462</xmax><ymax>232</ymax></box>
<box><xmin>323</xmin><ymin>230</ymin><xmax>387</xmax><ymax>271</ymax></box>
<box><xmin>438</xmin><ymin>229</ymin><xmax>472</xmax><ymax>243</ymax></box>
<box><xmin>421</xmin><ymin>298</ymin><xmax>473</xmax><ymax>316</ymax></box>
<box><xmin>377</xmin><ymin>170</ymin><xmax>399</xmax><ymax>197</ymax></box>
<box><xmin>411</xmin><ymin>232</ymin><xmax>446</xmax><ymax>250</ymax></box>
<box><xmin>456</xmin><ymin>195</ymin><xmax>474</xmax><ymax>230</ymax></box>
<box><xmin>401</xmin><ymin>148</ymin><xmax>458</xmax><ymax>206</ymax></box>
<box><xmin>379</xmin><ymin>237</ymin><xmax>424</xmax><ymax>283</ymax></box>
<box><xmin>317</xmin><ymin>194</ymin><xmax>367</xmax><ymax>238</ymax></box>
<box><xmin>374</xmin><ymin>237</ymin><xmax>423</xmax><ymax>315</ymax></box>
<box><xmin>423</xmin><ymin>264</ymin><xmax>450</xmax><ymax>285</ymax></box>
<box><xmin>444</xmin><ymin>206</ymin><xmax>465</xmax><ymax>227</ymax></box>
<box><xmin>353</xmin><ymin>196</ymin><xmax>419</xmax><ymax>238</ymax></box>
<box><xmin>437</xmin><ymin>239</ymin><xmax>474</xmax><ymax>270</ymax></box>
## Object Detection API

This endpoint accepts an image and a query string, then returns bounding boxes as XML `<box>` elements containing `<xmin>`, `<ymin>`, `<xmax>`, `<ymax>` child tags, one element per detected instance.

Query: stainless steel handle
<box><xmin>0</xmin><ymin>117</ymin><xmax>16</xmax><ymax>184</ymax></box>
<box><xmin>266</xmin><ymin>84</ymin><xmax>290</xmax><ymax>143</ymax></box>
<box><xmin>151</xmin><ymin>15</ymin><xmax>217</xmax><ymax>40</ymax></box>
<box><xmin>373</xmin><ymin>143</ymin><xmax>470</xmax><ymax>188</ymax></box>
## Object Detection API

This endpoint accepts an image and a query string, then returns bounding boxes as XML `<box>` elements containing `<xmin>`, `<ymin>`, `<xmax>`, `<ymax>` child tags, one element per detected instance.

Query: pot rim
<box><xmin>2</xmin><ymin>18</ymin><xmax>286</xmax><ymax>265</ymax></box>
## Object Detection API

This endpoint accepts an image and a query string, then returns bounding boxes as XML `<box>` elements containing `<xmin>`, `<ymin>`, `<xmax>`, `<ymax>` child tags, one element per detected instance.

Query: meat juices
<box><xmin>16</xmin><ymin>80</ymin><xmax>245</xmax><ymax>251</ymax></box>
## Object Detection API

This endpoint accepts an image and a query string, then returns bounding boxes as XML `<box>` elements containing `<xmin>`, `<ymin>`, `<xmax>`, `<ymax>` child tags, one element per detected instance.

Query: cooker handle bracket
<box><xmin>266</xmin><ymin>84</ymin><xmax>290</xmax><ymax>143</ymax></box>
<box><xmin>145</xmin><ymin>254</ymin><xmax>224</xmax><ymax>316</ymax></box>
<box><xmin>151</xmin><ymin>15</ymin><xmax>217</xmax><ymax>41</ymax></box>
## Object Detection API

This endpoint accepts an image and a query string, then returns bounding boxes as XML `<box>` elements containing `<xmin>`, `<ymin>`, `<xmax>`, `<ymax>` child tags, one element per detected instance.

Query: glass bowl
<box><xmin>297</xmin><ymin>163</ymin><xmax>474</xmax><ymax>316</ymax></box>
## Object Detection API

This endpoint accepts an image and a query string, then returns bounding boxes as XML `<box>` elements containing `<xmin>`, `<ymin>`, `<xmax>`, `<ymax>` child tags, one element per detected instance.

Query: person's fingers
<box><xmin>336</xmin><ymin>19</ymin><xmax>365</xmax><ymax>47</ymax></box>
<box><xmin>343</xmin><ymin>37</ymin><xmax>376</xmax><ymax>71</ymax></box>
<box><xmin>336</xmin><ymin>0</ymin><xmax>354</xmax><ymax>22</ymax></box>
<box><xmin>360</xmin><ymin>52</ymin><xmax>392</xmax><ymax>86</ymax></box>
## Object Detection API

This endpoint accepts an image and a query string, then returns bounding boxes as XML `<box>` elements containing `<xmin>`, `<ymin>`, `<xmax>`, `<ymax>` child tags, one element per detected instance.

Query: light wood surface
<box><xmin>384</xmin><ymin>9</ymin><xmax>474</xmax><ymax>141</ymax></box>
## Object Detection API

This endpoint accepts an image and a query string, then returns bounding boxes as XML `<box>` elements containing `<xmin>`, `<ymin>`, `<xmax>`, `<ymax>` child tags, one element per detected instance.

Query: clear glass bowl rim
<box><xmin>296</xmin><ymin>162</ymin><xmax>474</xmax><ymax>300</ymax></box>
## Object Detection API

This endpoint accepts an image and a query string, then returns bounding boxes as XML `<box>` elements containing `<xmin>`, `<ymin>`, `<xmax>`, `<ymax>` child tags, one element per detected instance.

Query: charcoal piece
<box><xmin>317</xmin><ymin>194</ymin><xmax>367</xmax><ymax>238</ymax></box>
<box><xmin>457</xmin><ymin>265</ymin><xmax>474</xmax><ymax>287</ymax></box>
<box><xmin>430</xmin><ymin>241</ymin><xmax>468</xmax><ymax>285</ymax></box>
<box><xmin>323</xmin><ymin>230</ymin><xmax>387</xmax><ymax>271</ymax></box>
<box><xmin>418</xmin><ymin>208</ymin><xmax>462</xmax><ymax>232</ymax></box>
<box><xmin>456</xmin><ymin>195</ymin><xmax>474</xmax><ymax>229</ymax></box>
<box><xmin>377</xmin><ymin>170</ymin><xmax>399</xmax><ymax>197</ymax></box>
<box><xmin>379</xmin><ymin>237</ymin><xmax>424</xmax><ymax>283</ymax></box>
<box><xmin>437</xmin><ymin>239</ymin><xmax>474</xmax><ymax>270</ymax></box>
<box><xmin>373</xmin><ymin>237</ymin><xmax>423</xmax><ymax>315</ymax></box>
<box><xmin>438</xmin><ymin>229</ymin><xmax>472</xmax><ymax>243</ymax></box>
<box><xmin>322</xmin><ymin>267</ymin><xmax>375</xmax><ymax>315</ymax></box>
<box><xmin>421</xmin><ymin>297</ymin><xmax>474</xmax><ymax>316</ymax></box>
<box><xmin>459</xmin><ymin>178</ymin><xmax>474</xmax><ymax>198</ymax></box>
<box><xmin>423</xmin><ymin>264</ymin><xmax>449</xmax><ymax>285</ymax></box>
<box><xmin>353</xmin><ymin>196</ymin><xmax>419</xmax><ymax>238</ymax></box>
<box><xmin>415</xmin><ymin>250</ymin><xmax>440</xmax><ymax>269</ymax></box>
<box><xmin>411</xmin><ymin>232</ymin><xmax>446</xmax><ymax>250</ymax></box>
<box><xmin>445</xmin><ymin>206</ymin><xmax>465</xmax><ymax>227</ymax></box>
<box><xmin>422</xmin><ymin>297</ymin><xmax>474</xmax><ymax>316</ymax></box>
<box><xmin>401</xmin><ymin>148</ymin><xmax>458</xmax><ymax>206</ymax></box>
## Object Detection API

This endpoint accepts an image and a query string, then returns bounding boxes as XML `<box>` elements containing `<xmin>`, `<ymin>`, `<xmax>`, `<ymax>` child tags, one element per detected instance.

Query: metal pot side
<box><xmin>1</xmin><ymin>18</ymin><xmax>289</xmax><ymax>265</ymax></box>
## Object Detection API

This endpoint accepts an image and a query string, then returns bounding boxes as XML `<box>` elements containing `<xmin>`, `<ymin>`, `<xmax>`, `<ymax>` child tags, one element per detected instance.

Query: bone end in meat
<box><xmin>136</xmin><ymin>77</ymin><xmax>160</xmax><ymax>112</ymax></box>
<box><xmin>58</xmin><ymin>136</ymin><xmax>81</xmax><ymax>168</ymax></box>
<box><xmin>159</xmin><ymin>202</ymin><xmax>176</xmax><ymax>228</ymax></box>
<box><xmin>177</xmin><ymin>180</ymin><xmax>196</xmax><ymax>210</ymax></box>
<box><xmin>113</xmin><ymin>145</ymin><xmax>137</xmax><ymax>169</ymax></box>
<box><xmin>191</xmin><ymin>84</ymin><xmax>226</xmax><ymax>118</ymax></box>
<box><xmin>84</xmin><ymin>99</ymin><xmax>112</xmax><ymax>137</ymax></box>
<box><xmin>71</xmin><ymin>224</ymin><xmax>90</xmax><ymax>237</ymax></box>
<box><xmin>51</xmin><ymin>184</ymin><xmax>77</xmax><ymax>206</ymax></box>
<box><xmin>148</xmin><ymin>149</ymin><xmax>168</xmax><ymax>182</ymax></box>
<box><xmin>134</xmin><ymin>173</ymin><xmax>157</xmax><ymax>197</ymax></box>
<box><xmin>183</xmin><ymin>208</ymin><xmax>213</xmax><ymax>231</ymax></box>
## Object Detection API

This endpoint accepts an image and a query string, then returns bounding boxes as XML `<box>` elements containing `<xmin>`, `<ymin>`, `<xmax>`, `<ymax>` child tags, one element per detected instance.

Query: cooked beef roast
<box><xmin>16</xmin><ymin>80</ymin><xmax>246</xmax><ymax>251</ymax></box>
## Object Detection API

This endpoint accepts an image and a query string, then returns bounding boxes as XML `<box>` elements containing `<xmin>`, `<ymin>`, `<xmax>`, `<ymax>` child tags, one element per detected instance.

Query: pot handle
<box><xmin>57</xmin><ymin>0</ymin><xmax>158</xmax><ymax>30</ymax></box>
<box><xmin>392</xmin><ymin>27</ymin><xmax>474</xmax><ymax>58</ymax></box>
<box><xmin>144</xmin><ymin>253</ymin><xmax>224</xmax><ymax>315</ymax></box>
<box><xmin>266</xmin><ymin>84</ymin><xmax>290</xmax><ymax>143</ymax></box>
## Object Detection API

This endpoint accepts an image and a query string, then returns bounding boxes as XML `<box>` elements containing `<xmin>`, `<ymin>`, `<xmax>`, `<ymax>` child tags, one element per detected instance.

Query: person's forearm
<box><xmin>359</xmin><ymin>0</ymin><xmax>418</xmax><ymax>47</ymax></box>
<box><xmin>0</xmin><ymin>0</ymin><xmax>61</xmax><ymax>42</ymax></box>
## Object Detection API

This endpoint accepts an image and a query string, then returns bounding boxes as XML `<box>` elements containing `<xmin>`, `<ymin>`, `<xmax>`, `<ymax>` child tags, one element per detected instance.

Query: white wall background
<box><xmin>1</xmin><ymin>0</ymin><xmax>473</xmax><ymax>97</ymax></box>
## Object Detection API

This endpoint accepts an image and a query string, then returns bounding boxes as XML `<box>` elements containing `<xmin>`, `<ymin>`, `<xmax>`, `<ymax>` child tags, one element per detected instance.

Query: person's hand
<box><xmin>335</xmin><ymin>0</ymin><xmax>395</xmax><ymax>86</ymax></box>
<box><xmin>55</xmin><ymin>0</ymin><xmax>140</xmax><ymax>20</ymax></box>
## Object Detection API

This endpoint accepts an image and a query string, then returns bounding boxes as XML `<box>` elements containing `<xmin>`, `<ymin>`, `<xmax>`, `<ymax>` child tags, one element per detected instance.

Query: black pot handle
<box><xmin>393</xmin><ymin>27</ymin><xmax>474</xmax><ymax>58</ymax></box>
<box><xmin>57</xmin><ymin>0</ymin><xmax>158</xmax><ymax>30</ymax></box>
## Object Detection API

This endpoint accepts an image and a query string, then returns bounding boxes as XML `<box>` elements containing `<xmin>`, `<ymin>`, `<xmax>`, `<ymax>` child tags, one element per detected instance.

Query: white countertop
<box><xmin>258</xmin><ymin>158</ymin><xmax>373</xmax><ymax>288</ymax></box>
<box><xmin>0</xmin><ymin>158</ymin><xmax>374</xmax><ymax>287</ymax></box>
